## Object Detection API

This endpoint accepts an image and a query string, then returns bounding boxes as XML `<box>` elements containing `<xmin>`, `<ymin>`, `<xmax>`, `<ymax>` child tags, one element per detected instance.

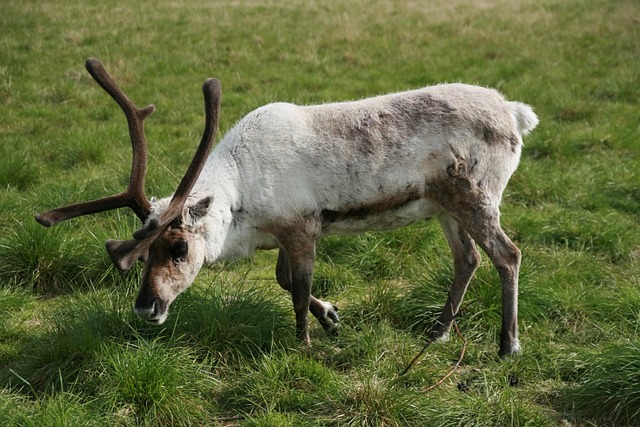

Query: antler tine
<box><xmin>106</xmin><ymin>78</ymin><xmax>222</xmax><ymax>270</ymax></box>
<box><xmin>132</xmin><ymin>78</ymin><xmax>222</xmax><ymax>241</ymax></box>
<box><xmin>159</xmin><ymin>79</ymin><xmax>222</xmax><ymax>219</ymax></box>
<box><xmin>35</xmin><ymin>58</ymin><xmax>154</xmax><ymax>227</ymax></box>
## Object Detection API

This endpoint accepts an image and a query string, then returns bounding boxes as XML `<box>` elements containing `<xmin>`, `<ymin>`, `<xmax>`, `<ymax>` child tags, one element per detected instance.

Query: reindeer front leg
<box><xmin>274</xmin><ymin>226</ymin><xmax>318</xmax><ymax>344</ymax></box>
<box><xmin>290</xmin><ymin>251</ymin><xmax>314</xmax><ymax>343</ymax></box>
<box><xmin>276</xmin><ymin>249</ymin><xmax>340</xmax><ymax>335</ymax></box>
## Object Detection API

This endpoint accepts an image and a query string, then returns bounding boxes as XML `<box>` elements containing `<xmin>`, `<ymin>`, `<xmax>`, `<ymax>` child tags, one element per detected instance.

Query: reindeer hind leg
<box><xmin>431</xmin><ymin>213</ymin><xmax>481</xmax><ymax>342</ymax></box>
<box><xmin>428</xmin><ymin>170</ymin><xmax>521</xmax><ymax>356</ymax></box>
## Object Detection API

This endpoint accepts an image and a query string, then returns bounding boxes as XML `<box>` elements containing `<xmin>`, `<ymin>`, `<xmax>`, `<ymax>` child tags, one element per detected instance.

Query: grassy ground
<box><xmin>1</xmin><ymin>0</ymin><xmax>639</xmax><ymax>425</ymax></box>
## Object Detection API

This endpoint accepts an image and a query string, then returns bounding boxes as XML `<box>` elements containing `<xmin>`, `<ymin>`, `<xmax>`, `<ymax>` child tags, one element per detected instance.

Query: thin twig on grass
<box><xmin>398</xmin><ymin>319</ymin><xmax>468</xmax><ymax>392</ymax></box>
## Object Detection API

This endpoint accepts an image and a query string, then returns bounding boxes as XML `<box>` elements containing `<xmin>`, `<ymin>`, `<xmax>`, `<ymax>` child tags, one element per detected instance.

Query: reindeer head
<box><xmin>36</xmin><ymin>58</ymin><xmax>221</xmax><ymax>324</ymax></box>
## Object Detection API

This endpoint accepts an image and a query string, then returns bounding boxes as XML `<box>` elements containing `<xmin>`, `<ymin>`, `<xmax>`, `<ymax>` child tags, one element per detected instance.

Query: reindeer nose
<box><xmin>134</xmin><ymin>296</ymin><xmax>168</xmax><ymax>325</ymax></box>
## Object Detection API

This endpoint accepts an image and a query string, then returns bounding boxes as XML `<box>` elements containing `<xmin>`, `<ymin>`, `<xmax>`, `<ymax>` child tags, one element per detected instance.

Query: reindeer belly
<box><xmin>320</xmin><ymin>197</ymin><xmax>441</xmax><ymax>235</ymax></box>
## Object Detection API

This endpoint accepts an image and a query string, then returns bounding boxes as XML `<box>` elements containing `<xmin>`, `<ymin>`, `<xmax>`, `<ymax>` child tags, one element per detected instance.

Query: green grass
<box><xmin>1</xmin><ymin>0</ymin><xmax>639</xmax><ymax>425</ymax></box>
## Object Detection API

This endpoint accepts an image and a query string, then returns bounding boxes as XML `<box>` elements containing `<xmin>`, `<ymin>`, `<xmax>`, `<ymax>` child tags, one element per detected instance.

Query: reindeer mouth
<box><xmin>134</xmin><ymin>297</ymin><xmax>169</xmax><ymax>325</ymax></box>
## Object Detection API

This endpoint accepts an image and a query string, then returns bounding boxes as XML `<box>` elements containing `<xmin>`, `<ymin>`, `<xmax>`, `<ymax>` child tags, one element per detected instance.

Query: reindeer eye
<box><xmin>170</xmin><ymin>239</ymin><xmax>188</xmax><ymax>262</ymax></box>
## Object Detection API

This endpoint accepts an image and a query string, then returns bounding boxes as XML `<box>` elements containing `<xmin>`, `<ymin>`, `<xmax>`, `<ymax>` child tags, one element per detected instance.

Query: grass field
<box><xmin>1</xmin><ymin>0</ymin><xmax>639</xmax><ymax>425</ymax></box>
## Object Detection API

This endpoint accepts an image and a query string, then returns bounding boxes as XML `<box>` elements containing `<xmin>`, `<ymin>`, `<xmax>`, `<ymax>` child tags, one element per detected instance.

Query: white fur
<box><xmin>152</xmin><ymin>83</ymin><xmax>536</xmax><ymax>263</ymax></box>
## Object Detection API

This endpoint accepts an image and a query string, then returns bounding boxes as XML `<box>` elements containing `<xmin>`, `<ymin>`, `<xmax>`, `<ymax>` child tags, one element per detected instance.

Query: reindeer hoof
<box><xmin>499</xmin><ymin>339</ymin><xmax>521</xmax><ymax>358</ymax></box>
<box><xmin>314</xmin><ymin>301</ymin><xmax>340</xmax><ymax>335</ymax></box>
<box><xmin>429</xmin><ymin>323</ymin><xmax>451</xmax><ymax>343</ymax></box>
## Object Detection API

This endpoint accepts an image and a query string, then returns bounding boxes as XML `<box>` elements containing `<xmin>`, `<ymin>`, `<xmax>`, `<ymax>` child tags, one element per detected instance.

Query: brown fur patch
<box><xmin>260</xmin><ymin>217</ymin><xmax>320</xmax><ymax>264</ymax></box>
<box><xmin>509</xmin><ymin>135</ymin><xmax>520</xmax><ymax>153</ymax></box>
<box><xmin>425</xmin><ymin>168</ymin><xmax>492</xmax><ymax>228</ymax></box>
<box><xmin>136</xmin><ymin>228</ymin><xmax>192</xmax><ymax>305</ymax></box>
<box><xmin>321</xmin><ymin>184</ymin><xmax>422</xmax><ymax>227</ymax></box>
<box><xmin>382</xmin><ymin>93</ymin><xmax>457</xmax><ymax>137</ymax></box>
<box><xmin>478</xmin><ymin>123</ymin><xmax>502</xmax><ymax>145</ymax></box>
<box><xmin>446</xmin><ymin>155</ymin><xmax>469</xmax><ymax>179</ymax></box>
<box><xmin>388</xmin><ymin>93</ymin><xmax>456</xmax><ymax>123</ymax></box>
<box><xmin>309</xmin><ymin>92</ymin><xmax>457</xmax><ymax>158</ymax></box>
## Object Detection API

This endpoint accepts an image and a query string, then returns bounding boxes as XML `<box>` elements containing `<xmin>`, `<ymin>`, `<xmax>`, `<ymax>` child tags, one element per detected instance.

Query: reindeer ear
<box><xmin>188</xmin><ymin>196</ymin><xmax>212</xmax><ymax>223</ymax></box>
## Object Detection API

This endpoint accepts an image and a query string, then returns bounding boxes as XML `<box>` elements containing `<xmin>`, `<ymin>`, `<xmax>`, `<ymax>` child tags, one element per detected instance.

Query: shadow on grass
<box><xmin>1</xmin><ymin>278</ymin><xmax>294</xmax><ymax>396</ymax></box>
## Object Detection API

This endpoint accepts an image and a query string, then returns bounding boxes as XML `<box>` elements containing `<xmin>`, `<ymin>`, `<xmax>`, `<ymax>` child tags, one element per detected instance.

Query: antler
<box><xmin>105</xmin><ymin>77</ymin><xmax>222</xmax><ymax>270</ymax></box>
<box><xmin>36</xmin><ymin>58</ymin><xmax>222</xmax><ymax>272</ymax></box>
<box><xmin>35</xmin><ymin>58</ymin><xmax>154</xmax><ymax>226</ymax></box>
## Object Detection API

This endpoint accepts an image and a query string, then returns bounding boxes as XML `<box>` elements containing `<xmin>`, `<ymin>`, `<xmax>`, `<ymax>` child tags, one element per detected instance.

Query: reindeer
<box><xmin>37</xmin><ymin>58</ymin><xmax>538</xmax><ymax>357</ymax></box>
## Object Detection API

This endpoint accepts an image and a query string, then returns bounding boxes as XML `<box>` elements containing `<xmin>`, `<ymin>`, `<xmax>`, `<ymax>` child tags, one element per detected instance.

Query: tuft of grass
<box><xmin>0</xmin><ymin>390</ymin><xmax>104</xmax><ymax>427</ymax></box>
<box><xmin>219</xmin><ymin>350</ymin><xmax>342</xmax><ymax>416</ymax></box>
<box><xmin>0</xmin><ymin>140</ymin><xmax>39</xmax><ymax>191</ymax></box>
<box><xmin>2</xmin><ymin>289</ymin><xmax>135</xmax><ymax>393</ymax></box>
<box><xmin>169</xmin><ymin>276</ymin><xmax>295</xmax><ymax>362</ymax></box>
<box><xmin>336</xmin><ymin>374</ymin><xmax>430</xmax><ymax>427</ymax></box>
<box><xmin>430</xmin><ymin>385</ymin><xmax>555</xmax><ymax>427</ymax></box>
<box><xmin>90</xmin><ymin>340</ymin><xmax>218</xmax><ymax>426</ymax></box>
<box><xmin>0</xmin><ymin>216</ymin><xmax>122</xmax><ymax>294</ymax></box>
<box><xmin>240</xmin><ymin>411</ymin><xmax>308</xmax><ymax>427</ymax></box>
<box><xmin>564</xmin><ymin>339</ymin><xmax>640</xmax><ymax>425</ymax></box>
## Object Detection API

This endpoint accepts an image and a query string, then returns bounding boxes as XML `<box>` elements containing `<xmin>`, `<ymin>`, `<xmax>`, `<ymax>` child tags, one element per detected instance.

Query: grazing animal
<box><xmin>37</xmin><ymin>58</ymin><xmax>538</xmax><ymax>357</ymax></box>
